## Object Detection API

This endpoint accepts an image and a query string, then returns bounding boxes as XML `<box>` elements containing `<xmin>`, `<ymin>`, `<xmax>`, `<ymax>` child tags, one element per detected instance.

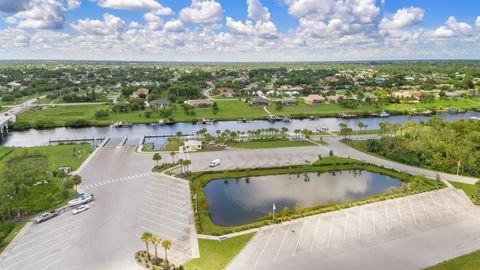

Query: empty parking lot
<box><xmin>228</xmin><ymin>188</ymin><xmax>480</xmax><ymax>270</ymax></box>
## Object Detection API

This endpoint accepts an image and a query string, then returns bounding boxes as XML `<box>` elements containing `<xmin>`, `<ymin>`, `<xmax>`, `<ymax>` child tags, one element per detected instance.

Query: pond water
<box><xmin>2</xmin><ymin>111</ymin><xmax>479</xmax><ymax>147</ymax></box>
<box><xmin>204</xmin><ymin>170</ymin><xmax>402</xmax><ymax>226</ymax></box>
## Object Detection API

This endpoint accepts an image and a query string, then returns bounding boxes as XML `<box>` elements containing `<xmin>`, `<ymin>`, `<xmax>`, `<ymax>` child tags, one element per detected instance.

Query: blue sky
<box><xmin>0</xmin><ymin>0</ymin><xmax>479</xmax><ymax>61</ymax></box>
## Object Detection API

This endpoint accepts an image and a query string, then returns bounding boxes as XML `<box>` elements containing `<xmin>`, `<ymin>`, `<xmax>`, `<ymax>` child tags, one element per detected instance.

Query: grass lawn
<box><xmin>334</xmin><ymin>129</ymin><xmax>380</xmax><ymax>135</ymax></box>
<box><xmin>173</xmin><ymin>100</ymin><xmax>267</xmax><ymax>122</ymax></box>
<box><xmin>425</xmin><ymin>250</ymin><xmax>480</xmax><ymax>270</ymax></box>
<box><xmin>0</xmin><ymin>220</ymin><xmax>28</xmax><ymax>253</ymax></box>
<box><xmin>268</xmin><ymin>102</ymin><xmax>378</xmax><ymax>117</ymax></box>
<box><xmin>185</xmin><ymin>233</ymin><xmax>255</xmax><ymax>270</ymax></box>
<box><xmin>386</xmin><ymin>97</ymin><xmax>480</xmax><ymax>113</ymax></box>
<box><xmin>450</xmin><ymin>181</ymin><xmax>476</xmax><ymax>197</ymax></box>
<box><xmin>229</xmin><ymin>140</ymin><xmax>314</xmax><ymax>149</ymax></box>
<box><xmin>0</xmin><ymin>144</ymin><xmax>92</xmax><ymax>171</ymax></box>
<box><xmin>160</xmin><ymin>138</ymin><xmax>185</xmax><ymax>151</ymax></box>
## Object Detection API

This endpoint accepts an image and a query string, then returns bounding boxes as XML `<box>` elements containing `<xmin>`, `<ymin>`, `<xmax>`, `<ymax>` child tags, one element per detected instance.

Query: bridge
<box><xmin>0</xmin><ymin>96</ymin><xmax>45</xmax><ymax>140</ymax></box>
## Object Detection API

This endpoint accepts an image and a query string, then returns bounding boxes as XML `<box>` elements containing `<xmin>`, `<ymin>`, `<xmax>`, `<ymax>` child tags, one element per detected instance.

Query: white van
<box><xmin>209</xmin><ymin>159</ymin><xmax>221</xmax><ymax>167</ymax></box>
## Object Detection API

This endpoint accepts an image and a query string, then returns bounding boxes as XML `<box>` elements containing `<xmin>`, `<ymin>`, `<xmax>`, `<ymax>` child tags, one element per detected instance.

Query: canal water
<box><xmin>204</xmin><ymin>170</ymin><xmax>402</xmax><ymax>226</ymax></box>
<box><xmin>2</xmin><ymin>111</ymin><xmax>479</xmax><ymax>147</ymax></box>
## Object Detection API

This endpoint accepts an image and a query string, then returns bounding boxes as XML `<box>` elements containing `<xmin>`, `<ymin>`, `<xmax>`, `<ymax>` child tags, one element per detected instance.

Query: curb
<box><xmin>72</xmin><ymin>137</ymin><xmax>110</xmax><ymax>175</ymax></box>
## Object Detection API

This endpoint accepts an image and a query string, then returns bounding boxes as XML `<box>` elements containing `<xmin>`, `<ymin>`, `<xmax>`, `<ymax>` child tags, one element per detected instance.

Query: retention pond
<box><xmin>204</xmin><ymin>170</ymin><xmax>402</xmax><ymax>226</ymax></box>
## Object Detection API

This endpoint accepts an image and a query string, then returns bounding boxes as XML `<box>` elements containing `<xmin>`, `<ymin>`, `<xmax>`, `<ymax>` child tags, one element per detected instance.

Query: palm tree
<box><xmin>178</xmin><ymin>159</ymin><xmax>184</xmax><ymax>173</ymax></box>
<box><xmin>72</xmin><ymin>175</ymin><xmax>82</xmax><ymax>192</ymax></box>
<box><xmin>153</xmin><ymin>153</ymin><xmax>162</xmax><ymax>166</ymax></box>
<box><xmin>140</xmin><ymin>232</ymin><xmax>153</xmax><ymax>259</ymax></box>
<box><xmin>161</xmin><ymin>239</ymin><xmax>172</xmax><ymax>263</ymax></box>
<box><xmin>150</xmin><ymin>235</ymin><xmax>161</xmax><ymax>262</ymax></box>
<box><xmin>170</xmin><ymin>151</ymin><xmax>176</xmax><ymax>164</ymax></box>
<box><xmin>183</xmin><ymin>159</ymin><xmax>192</xmax><ymax>172</ymax></box>
<box><xmin>357</xmin><ymin>122</ymin><xmax>365</xmax><ymax>135</ymax></box>
<box><xmin>294</xmin><ymin>129</ymin><xmax>301</xmax><ymax>140</ymax></box>
<box><xmin>364</xmin><ymin>123</ymin><xmax>368</xmax><ymax>134</ymax></box>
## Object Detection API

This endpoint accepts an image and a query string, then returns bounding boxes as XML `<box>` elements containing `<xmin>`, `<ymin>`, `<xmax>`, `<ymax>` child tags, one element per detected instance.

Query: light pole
<box><xmin>193</xmin><ymin>193</ymin><xmax>198</xmax><ymax>213</ymax></box>
<box><xmin>272</xmin><ymin>203</ymin><xmax>276</xmax><ymax>222</ymax></box>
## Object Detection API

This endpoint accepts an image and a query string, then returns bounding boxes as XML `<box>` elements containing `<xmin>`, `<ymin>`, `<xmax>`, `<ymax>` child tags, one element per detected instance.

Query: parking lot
<box><xmin>182</xmin><ymin>145</ymin><xmax>328</xmax><ymax>172</ymax></box>
<box><xmin>0</xmin><ymin>146</ymin><xmax>197</xmax><ymax>270</ymax></box>
<box><xmin>228</xmin><ymin>188</ymin><xmax>480</xmax><ymax>270</ymax></box>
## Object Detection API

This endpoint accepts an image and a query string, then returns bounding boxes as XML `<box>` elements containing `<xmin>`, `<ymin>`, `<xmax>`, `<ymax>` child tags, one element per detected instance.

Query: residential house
<box><xmin>279</xmin><ymin>98</ymin><xmax>297</xmax><ymax>105</ymax></box>
<box><xmin>130</xmin><ymin>88</ymin><xmax>149</xmax><ymax>98</ymax></box>
<box><xmin>184</xmin><ymin>99</ymin><xmax>214</xmax><ymax>107</ymax></box>
<box><xmin>183</xmin><ymin>140</ymin><xmax>203</xmax><ymax>152</ymax></box>
<box><xmin>217</xmin><ymin>87</ymin><xmax>236</xmax><ymax>97</ymax></box>
<box><xmin>326</xmin><ymin>95</ymin><xmax>341</xmax><ymax>103</ymax></box>
<box><xmin>149</xmin><ymin>99</ymin><xmax>170</xmax><ymax>108</ymax></box>
<box><xmin>304</xmin><ymin>94</ymin><xmax>325</xmax><ymax>105</ymax></box>
<box><xmin>249</xmin><ymin>97</ymin><xmax>269</xmax><ymax>106</ymax></box>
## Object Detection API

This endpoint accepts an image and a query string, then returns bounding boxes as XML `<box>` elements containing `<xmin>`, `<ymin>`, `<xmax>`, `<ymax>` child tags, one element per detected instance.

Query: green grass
<box><xmin>0</xmin><ymin>93</ymin><xmax>44</xmax><ymax>106</ymax></box>
<box><xmin>228</xmin><ymin>140</ymin><xmax>313</xmax><ymax>149</ymax></box>
<box><xmin>385</xmin><ymin>97</ymin><xmax>480</xmax><ymax>113</ymax></box>
<box><xmin>160</xmin><ymin>138</ymin><xmax>184</xmax><ymax>151</ymax></box>
<box><xmin>450</xmin><ymin>181</ymin><xmax>476</xmax><ymax>197</ymax></box>
<box><xmin>185</xmin><ymin>233</ymin><xmax>255</xmax><ymax>270</ymax></box>
<box><xmin>425</xmin><ymin>250</ymin><xmax>480</xmax><ymax>270</ymax></box>
<box><xmin>173</xmin><ymin>100</ymin><xmax>267</xmax><ymax>122</ymax></box>
<box><xmin>188</xmin><ymin>159</ymin><xmax>445</xmax><ymax>235</ymax></box>
<box><xmin>0</xmin><ymin>144</ymin><xmax>92</xmax><ymax>171</ymax></box>
<box><xmin>0</xmin><ymin>144</ymin><xmax>92</xmax><ymax>253</ymax></box>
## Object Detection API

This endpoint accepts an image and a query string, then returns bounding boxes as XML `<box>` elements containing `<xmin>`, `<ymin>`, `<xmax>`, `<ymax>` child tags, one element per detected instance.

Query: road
<box><xmin>0</xmin><ymin>146</ymin><xmax>198</xmax><ymax>270</ymax></box>
<box><xmin>322</xmin><ymin>135</ymin><xmax>479</xmax><ymax>184</ymax></box>
<box><xmin>0</xmin><ymin>95</ymin><xmax>46</xmax><ymax>126</ymax></box>
<box><xmin>228</xmin><ymin>188</ymin><xmax>480</xmax><ymax>270</ymax></box>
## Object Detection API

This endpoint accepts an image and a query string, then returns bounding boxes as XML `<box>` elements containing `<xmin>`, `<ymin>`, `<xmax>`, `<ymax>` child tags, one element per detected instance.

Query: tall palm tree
<box><xmin>170</xmin><ymin>151</ymin><xmax>176</xmax><ymax>164</ymax></box>
<box><xmin>140</xmin><ymin>232</ymin><xmax>153</xmax><ymax>259</ymax></box>
<box><xmin>183</xmin><ymin>159</ymin><xmax>192</xmax><ymax>172</ymax></box>
<box><xmin>161</xmin><ymin>239</ymin><xmax>172</xmax><ymax>263</ymax></box>
<box><xmin>178</xmin><ymin>159</ymin><xmax>184</xmax><ymax>173</ymax></box>
<box><xmin>357</xmin><ymin>122</ymin><xmax>365</xmax><ymax>135</ymax></box>
<box><xmin>153</xmin><ymin>153</ymin><xmax>162</xmax><ymax>166</ymax></box>
<box><xmin>72</xmin><ymin>175</ymin><xmax>82</xmax><ymax>192</ymax></box>
<box><xmin>150</xmin><ymin>235</ymin><xmax>161</xmax><ymax>262</ymax></box>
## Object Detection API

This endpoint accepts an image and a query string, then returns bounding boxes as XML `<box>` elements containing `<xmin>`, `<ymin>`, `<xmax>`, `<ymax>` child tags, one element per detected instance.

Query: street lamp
<box><xmin>193</xmin><ymin>193</ymin><xmax>198</xmax><ymax>213</ymax></box>
<box><xmin>272</xmin><ymin>203</ymin><xmax>276</xmax><ymax>222</ymax></box>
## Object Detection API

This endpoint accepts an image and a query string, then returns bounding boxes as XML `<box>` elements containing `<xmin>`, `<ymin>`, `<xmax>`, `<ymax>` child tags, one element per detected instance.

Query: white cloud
<box><xmin>180</xmin><ymin>0</ymin><xmax>223</xmax><ymax>25</ymax></box>
<box><xmin>226</xmin><ymin>17</ymin><xmax>254</xmax><ymax>35</ymax></box>
<box><xmin>477</xmin><ymin>16</ymin><xmax>480</xmax><ymax>27</ymax></box>
<box><xmin>97</xmin><ymin>0</ymin><xmax>171</xmax><ymax>14</ymax></box>
<box><xmin>431</xmin><ymin>16</ymin><xmax>472</xmax><ymax>38</ymax></box>
<box><xmin>71</xmin><ymin>13</ymin><xmax>125</xmax><ymax>36</ymax></box>
<box><xmin>164</xmin><ymin>19</ymin><xmax>184</xmax><ymax>33</ymax></box>
<box><xmin>4</xmin><ymin>16</ymin><xmax>17</xmax><ymax>24</ymax></box>
<box><xmin>0</xmin><ymin>0</ymin><xmax>30</xmax><ymax>13</ymax></box>
<box><xmin>67</xmin><ymin>0</ymin><xmax>81</xmax><ymax>9</ymax></box>
<box><xmin>144</xmin><ymin>11</ymin><xmax>163</xmax><ymax>31</ymax></box>
<box><xmin>379</xmin><ymin>7</ymin><xmax>424</xmax><ymax>30</ymax></box>
<box><xmin>247</xmin><ymin>0</ymin><xmax>270</xmax><ymax>22</ymax></box>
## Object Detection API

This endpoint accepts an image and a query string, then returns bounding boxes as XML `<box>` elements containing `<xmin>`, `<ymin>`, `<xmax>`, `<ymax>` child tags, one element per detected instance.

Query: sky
<box><xmin>0</xmin><ymin>0</ymin><xmax>479</xmax><ymax>62</ymax></box>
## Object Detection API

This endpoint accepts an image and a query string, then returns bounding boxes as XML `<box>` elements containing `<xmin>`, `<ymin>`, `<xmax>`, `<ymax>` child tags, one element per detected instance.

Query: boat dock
<box><xmin>49</xmin><ymin>136</ymin><xmax>107</xmax><ymax>144</ymax></box>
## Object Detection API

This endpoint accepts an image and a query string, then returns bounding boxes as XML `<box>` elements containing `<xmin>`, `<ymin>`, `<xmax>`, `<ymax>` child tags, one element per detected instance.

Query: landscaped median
<box><xmin>186</xmin><ymin>156</ymin><xmax>446</xmax><ymax>236</ymax></box>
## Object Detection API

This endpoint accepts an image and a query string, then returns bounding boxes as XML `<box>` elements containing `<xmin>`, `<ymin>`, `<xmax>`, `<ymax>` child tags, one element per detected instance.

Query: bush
<box><xmin>95</xmin><ymin>109</ymin><xmax>110</xmax><ymax>119</ymax></box>
<box><xmin>65</xmin><ymin>119</ymin><xmax>92</xmax><ymax>127</ymax></box>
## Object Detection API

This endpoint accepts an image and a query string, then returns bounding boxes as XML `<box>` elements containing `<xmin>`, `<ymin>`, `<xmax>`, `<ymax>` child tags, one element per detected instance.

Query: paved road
<box><xmin>0</xmin><ymin>146</ymin><xmax>197</xmax><ymax>270</ymax></box>
<box><xmin>228</xmin><ymin>188</ymin><xmax>480</xmax><ymax>270</ymax></box>
<box><xmin>323</xmin><ymin>135</ymin><xmax>479</xmax><ymax>184</ymax></box>
<box><xmin>182</xmin><ymin>145</ymin><xmax>329</xmax><ymax>172</ymax></box>
<box><xmin>0</xmin><ymin>96</ymin><xmax>46</xmax><ymax>126</ymax></box>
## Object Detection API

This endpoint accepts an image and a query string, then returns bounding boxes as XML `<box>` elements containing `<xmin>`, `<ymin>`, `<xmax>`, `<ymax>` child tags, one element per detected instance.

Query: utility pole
<box><xmin>272</xmin><ymin>203</ymin><xmax>276</xmax><ymax>222</ymax></box>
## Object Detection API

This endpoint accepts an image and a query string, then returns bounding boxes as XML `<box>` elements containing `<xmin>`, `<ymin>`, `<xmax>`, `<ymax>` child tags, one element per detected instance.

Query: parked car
<box><xmin>209</xmin><ymin>159</ymin><xmax>221</xmax><ymax>167</ymax></box>
<box><xmin>68</xmin><ymin>193</ymin><xmax>94</xmax><ymax>207</ymax></box>
<box><xmin>35</xmin><ymin>210</ymin><xmax>59</xmax><ymax>223</ymax></box>
<box><xmin>72</xmin><ymin>204</ymin><xmax>90</xmax><ymax>215</ymax></box>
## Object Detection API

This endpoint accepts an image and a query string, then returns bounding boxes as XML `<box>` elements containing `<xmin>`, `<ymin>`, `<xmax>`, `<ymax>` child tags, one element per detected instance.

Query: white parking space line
<box><xmin>372</xmin><ymin>205</ymin><xmax>376</xmax><ymax>238</ymax></box>
<box><xmin>274</xmin><ymin>223</ymin><xmax>292</xmax><ymax>261</ymax></box>
<box><xmin>429</xmin><ymin>193</ymin><xmax>443</xmax><ymax>218</ymax></box>
<box><xmin>396</xmin><ymin>200</ymin><xmax>404</xmax><ymax>228</ymax></box>
<box><xmin>140</xmin><ymin>217</ymin><xmax>187</xmax><ymax>235</ymax></box>
<box><xmin>358</xmin><ymin>207</ymin><xmax>362</xmax><ymax>240</ymax></box>
<box><xmin>419</xmin><ymin>197</ymin><xmax>430</xmax><ymax>223</ymax></box>
<box><xmin>408</xmin><ymin>198</ymin><xmax>417</xmax><ymax>225</ymax></box>
<box><xmin>254</xmin><ymin>228</ymin><xmax>276</xmax><ymax>267</ymax></box>
<box><xmin>37</xmin><ymin>257</ymin><xmax>64</xmax><ymax>270</ymax></box>
<box><xmin>343</xmin><ymin>211</ymin><xmax>349</xmax><ymax>243</ymax></box>
<box><xmin>326</xmin><ymin>213</ymin><xmax>335</xmax><ymax>247</ymax></box>
<box><xmin>144</xmin><ymin>203</ymin><xmax>188</xmax><ymax>219</ymax></box>
<box><xmin>440</xmin><ymin>191</ymin><xmax>455</xmax><ymax>215</ymax></box>
<box><xmin>451</xmin><ymin>190</ymin><xmax>467</xmax><ymax>210</ymax></box>
<box><xmin>384</xmin><ymin>203</ymin><xmax>390</xmax><ymax>232</ymax></box>
<box><xmin>292</xmin><ymin>219</ymin><xmax>307</xmax><ymax>256</ymax></box>
<box><xmin>141</xmin><ymin>209</ymin><xmax>187</xmax><ymax>226</ymax></box>
<box><xmin>310</xmin><ymin>215</ymin><xmax>322</xmax><ymax>251</ymax></box>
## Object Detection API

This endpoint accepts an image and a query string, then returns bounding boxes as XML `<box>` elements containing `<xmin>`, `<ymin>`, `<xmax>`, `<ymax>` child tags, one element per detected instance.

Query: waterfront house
<box><xmin>184</xmin><ymin>99</ymin><xmax>214</xmax><ymax>107</ymax></box>
<box><xmin>304</xmin><ymin>94</ymin><xmax>325</xmax><ymax>105</ymax></box>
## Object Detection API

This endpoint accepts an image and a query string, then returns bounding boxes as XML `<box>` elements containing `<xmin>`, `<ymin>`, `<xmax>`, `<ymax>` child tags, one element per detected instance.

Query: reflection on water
<box><xmin>204</xmin><ymin>170</ymin><xmax>402</xmax><ymax>226</ymax></box>
<box><xmin>2</xmin><ymin>111</ymin><xmax>479</xmax><ymax>147</ymax></box>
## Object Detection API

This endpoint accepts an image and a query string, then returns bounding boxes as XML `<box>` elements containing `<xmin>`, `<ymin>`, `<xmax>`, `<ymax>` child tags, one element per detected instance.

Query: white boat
<box><xmin>379</xmin><ymin>111</ymin><xmax>391</xmax><ymax>117</ymax></box>
<box><xmin>469</xmin><ymin>116</ymin><xmax>480</xmax><ymax>121</ymax></box>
